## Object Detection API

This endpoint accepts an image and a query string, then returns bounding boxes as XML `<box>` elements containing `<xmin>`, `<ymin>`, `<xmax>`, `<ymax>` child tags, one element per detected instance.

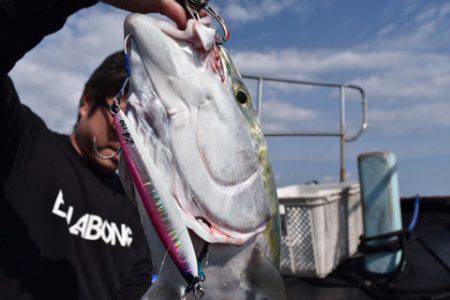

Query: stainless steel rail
<box><xmin>242</xmin><ymin>75</ymin><xmax>368</xmax><ymax>182</ymax></box>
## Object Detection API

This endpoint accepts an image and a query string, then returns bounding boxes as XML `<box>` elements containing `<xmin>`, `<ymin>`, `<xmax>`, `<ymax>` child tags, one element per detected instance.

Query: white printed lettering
<box><xmin>66</xmin><ymin>206</ymin><xmax>74</xmax><ymax>224</ymax></box>
<box><xmin>109</xmin><ymin>223</ymin><xmax>121</xmax><ymax>246</ymax></box>
<box><xmin>52</xmin><ymin>190</ymin><xmax>75</xmax><ymax>225</ymax></box>
<box><xmin>115</xmin><ymin>224</ymin><xmax>131</xmax><ymax>247</ymax></box>
<box><xmin>53</xmin><ymin>189</ymin><xmax>133</xmax><ymax>247</ymax></box>
<box><xmin>52</xmin><ymin>190</ymin><xmax>67</xmax><ymax>219</ymax></box>
<box><xmin>101</xmin><ymin>221</ymin><xmax>114</xmax><ymax>245</ymax></box>
<box><xmin>69</xmin><ymin>214</ymin><xmax>89</xmax><ymax>236</ymax></box>
<box><xmin>84</xmin><ymin>215</ymin><xmax>102</xmax><ymax>240</ymax></box>
<box><xmin>121</xmin><ymin>224</ymin><xmax>133</xmax><ymax>247</ymax></box>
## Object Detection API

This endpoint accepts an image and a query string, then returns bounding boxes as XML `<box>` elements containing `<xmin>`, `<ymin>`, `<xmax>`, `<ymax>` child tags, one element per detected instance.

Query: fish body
<box><xmin>118</xmin><ymin>13</ymin><xmax>285</xmax><ymax>299</ymax></box>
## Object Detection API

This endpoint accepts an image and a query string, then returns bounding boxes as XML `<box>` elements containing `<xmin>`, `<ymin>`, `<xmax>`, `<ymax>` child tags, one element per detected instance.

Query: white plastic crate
<box><xmin>277</xmin><ymin>182</ymin><xmax>362</xmax><ymax>278</ymax></box>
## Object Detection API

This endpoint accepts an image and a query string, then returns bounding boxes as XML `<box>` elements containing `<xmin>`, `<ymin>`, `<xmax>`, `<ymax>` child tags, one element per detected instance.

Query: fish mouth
<box><xmin>173</xmin><ymin>169</ymin><xmax>269</xmax><ymax>245</ymax></box>
<box><xmin>191</xmin><ymin>216</ymin><xmax>267</xmax><ymax>245</ymax></box>
<box><xmin>123</xmin><ymin>14</ymin><xmax>271</xmax><ymax>245</ymax></box>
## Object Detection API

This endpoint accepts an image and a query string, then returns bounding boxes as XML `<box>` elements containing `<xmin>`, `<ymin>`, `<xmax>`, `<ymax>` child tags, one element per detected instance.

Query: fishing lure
<box><xmin>105</xmin><ymin>36</ymin><xmax>203</xmax><ymax>296</ymax></box>
<box><xmin>111</xmin><ymin>102</ymin><xmax>204</xmax><ymax>295</ymax></box>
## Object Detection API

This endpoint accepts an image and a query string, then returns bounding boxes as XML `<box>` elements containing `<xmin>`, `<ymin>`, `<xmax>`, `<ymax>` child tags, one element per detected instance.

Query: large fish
<box><xmin>117</xmin><ymin>13</ymin><xmax>285</xmax><ymax>299</ymax></box>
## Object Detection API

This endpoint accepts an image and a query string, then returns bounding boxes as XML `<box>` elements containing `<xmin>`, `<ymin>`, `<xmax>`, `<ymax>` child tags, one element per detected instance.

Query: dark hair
<box><xmin>74</xmin><ymin>50</ymin><xmax>128</xmax><ymax>128</ymax></box>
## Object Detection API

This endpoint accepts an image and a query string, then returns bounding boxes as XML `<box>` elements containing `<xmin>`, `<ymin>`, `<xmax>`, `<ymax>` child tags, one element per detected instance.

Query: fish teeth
<box><xmin>202</xmin><ymin>222</ymin><xmax>210</xmax><ymax>232</ymax></box>
<box><xmin>196</xmin><ymin>217</ymin><xmax>211</xmax><ymax>232</ymax></box>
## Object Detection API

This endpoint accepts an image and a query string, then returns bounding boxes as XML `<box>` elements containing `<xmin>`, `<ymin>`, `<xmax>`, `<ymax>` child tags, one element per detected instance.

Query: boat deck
<box><xmin>284</xmin><ymin>197</ymin><xmax>450</xmax><ymax>299</ymax></box>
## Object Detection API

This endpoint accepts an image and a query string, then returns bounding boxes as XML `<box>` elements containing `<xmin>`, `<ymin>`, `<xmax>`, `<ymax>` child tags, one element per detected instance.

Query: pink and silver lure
<box><xmin>112</xmin><ymin>105</ymin><xmax>200</xmax><ymax>289</ymax></box>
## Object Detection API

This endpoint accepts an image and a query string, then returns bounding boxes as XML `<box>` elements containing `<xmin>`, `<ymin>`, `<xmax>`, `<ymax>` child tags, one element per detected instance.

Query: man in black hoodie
<box><xmin>0</xmin><ymin>0</ymin><xmax>187</xmax><ymax>299</ymax></box>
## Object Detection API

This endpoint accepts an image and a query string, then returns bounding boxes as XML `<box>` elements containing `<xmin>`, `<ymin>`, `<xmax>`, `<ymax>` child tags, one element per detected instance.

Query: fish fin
<box><xmin>246</xmin><ymin>247</ymin><xmax>287</xmax><ymax>300</ymax></box>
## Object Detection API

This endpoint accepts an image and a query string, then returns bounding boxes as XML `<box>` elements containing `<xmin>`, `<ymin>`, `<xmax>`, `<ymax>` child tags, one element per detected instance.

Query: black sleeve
<box><xmin>0</xmin><ymin>0</ymin><xmax>97</xmax><ymax>182</ymax></box>
<box><xmin>0</xmin><ymin>0</ymin><xmax>97</xmax><ymax>75</ymax></box>
<box><xmin>117</xmin><ymin>224</ymin><xmax>153</xmax><ymax>300</ymax></box>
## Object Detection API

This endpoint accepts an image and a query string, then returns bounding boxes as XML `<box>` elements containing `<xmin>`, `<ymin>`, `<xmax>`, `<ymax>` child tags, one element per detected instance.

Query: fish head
<box><xmin>122</xmin><ymin>14</ymin><xmax>279</xmax><ymax>251</ymax></box>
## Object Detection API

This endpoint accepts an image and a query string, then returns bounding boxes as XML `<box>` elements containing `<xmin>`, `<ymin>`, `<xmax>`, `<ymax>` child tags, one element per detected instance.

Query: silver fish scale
<box><xmin>280</xmin><ymin>206</ymin><xmax>316</xmax><ymax>275</ymax></box>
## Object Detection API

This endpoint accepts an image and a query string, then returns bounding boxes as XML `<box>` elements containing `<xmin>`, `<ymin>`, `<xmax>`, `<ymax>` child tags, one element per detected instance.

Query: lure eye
<box><xmin>235</xmin><ymin>89</ymin><xmax>249</xmax><ymax>105</ymax></box>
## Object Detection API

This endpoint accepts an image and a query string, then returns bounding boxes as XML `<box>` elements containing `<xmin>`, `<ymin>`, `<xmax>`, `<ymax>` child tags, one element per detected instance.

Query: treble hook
<box><xmin>184</xmin><ymin>279</ymin><xmax>205</xmax><ymax>299</ymax></box>
<box><xmin>194</xmin><ymin>283</ymin><xmax>205</xmax><ymax>298</ymax></box>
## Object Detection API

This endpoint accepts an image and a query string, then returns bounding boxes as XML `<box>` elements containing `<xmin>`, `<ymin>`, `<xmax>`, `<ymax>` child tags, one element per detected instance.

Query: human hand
<box><xmin>101</xmin><ymin>0</ymin><xmax>188</xmax><ymax>28</ymax></box>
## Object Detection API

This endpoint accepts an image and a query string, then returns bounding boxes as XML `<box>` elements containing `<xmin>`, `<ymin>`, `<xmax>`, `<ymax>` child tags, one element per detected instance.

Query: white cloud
<box><xmin>235</xmin><ymin>49</ymin><xmax>411</xmax><ymax>76</ymax></box>
<box><xmin>408</xmin><ymin>20</ymin><xmax>438</xmax><ymax>43</ymax></box>
<box><xmin>377</xmin><ymin>24</ymin><xmax>396</xmax><ymax>37</ymax></box>
<box><xmin>438</xmin><ymin>3</ymin><xmax>450</xmax><ymax>20</ymax></box>
<box><xmin>414</xmin><ymin>7</ymin><xmax>437</xmax><ymax>22</ymax></box>
<box><xmin>218</xmin><ymin>0</ymin><xmax>336</xmax><ymax>24</ymax></box>
<box><xmin>402</xmin><ymin>2</ymin><xmax>417</xmax><ymax>17</ymax></box>
<box><xmin>261</xmin><ymin>99</ymin><xmax>320</xmax><ymax>132</ymax></box>
<box><xmin>10</xmin><ymin>5</ymin><xmax>128</xmax><ymax>133</ymax></box>
<box><xmin>263</xmin><ymin>99</ymin><xmax>318</xmax><ymax>121</ymax></box>
<box><xmin>235</xmin><ymin>49</ymin><xmax>450</xmax><ymax>103</ymax></box>
<box><xmin>370</xmin><ymin>102</ymin><xmax>450</xmax><ymax>135</ymax></box>
<box><xmin>231</xmin><ymin>2</ymin><xmax>450</xmax><ymax>137</ymax></box>
<box><xmin>374</xmin><ymin>4</ymin><xmax>450</xmax><ymax>51</ymax></box>
<box><xmin>220</xmin><ymin>0</ymin><xmax>306</xmax><ymax>24</ymax></box>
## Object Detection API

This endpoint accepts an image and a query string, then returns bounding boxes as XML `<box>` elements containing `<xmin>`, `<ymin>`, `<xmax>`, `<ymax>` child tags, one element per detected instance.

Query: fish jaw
<box><xmin>123</xmin><ymin>14</ymin><xmax>273</xmax><ymax>245</ymax></box>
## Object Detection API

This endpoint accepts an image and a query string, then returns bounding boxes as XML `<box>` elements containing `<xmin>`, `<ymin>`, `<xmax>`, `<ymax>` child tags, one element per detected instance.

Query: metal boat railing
<box><xmin>242</xmin><ymin>75</ymin><xmax>368</xmax><ymax>182</ymax></box>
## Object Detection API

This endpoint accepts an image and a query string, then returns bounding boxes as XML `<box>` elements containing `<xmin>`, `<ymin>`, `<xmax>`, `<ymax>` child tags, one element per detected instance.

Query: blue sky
<box><xmin>10</xmin><ymin>1</ymin><xmax>450</xmax><ymax>196</ymax></box>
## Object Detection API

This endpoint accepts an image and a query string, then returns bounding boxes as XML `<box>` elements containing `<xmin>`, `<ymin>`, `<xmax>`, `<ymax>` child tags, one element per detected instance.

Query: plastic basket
<box><xmin>278</xmin><ymin>182</ymin><xmax>362</xmax><ymax>278</ymax></box>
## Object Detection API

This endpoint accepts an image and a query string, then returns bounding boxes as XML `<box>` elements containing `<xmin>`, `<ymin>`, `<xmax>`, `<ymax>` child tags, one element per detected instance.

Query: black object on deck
<box><xmin>284</xmin><ymin>197</ymin><xmax>450</xmax><ymax>300</ymax></box>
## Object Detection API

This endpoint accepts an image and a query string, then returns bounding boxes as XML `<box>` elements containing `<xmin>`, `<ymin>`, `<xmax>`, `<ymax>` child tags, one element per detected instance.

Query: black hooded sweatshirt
<box><xmin>0</xmin><ymin>1</ymin><xmax>152</xmax><ymax>299</ymax></box>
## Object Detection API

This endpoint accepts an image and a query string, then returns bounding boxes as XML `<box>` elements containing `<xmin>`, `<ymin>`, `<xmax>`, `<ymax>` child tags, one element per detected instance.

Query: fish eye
<box><xmin>235</xmin><ymin>89</ymin><xmax>250</xmax><ymax>105</ymax></box>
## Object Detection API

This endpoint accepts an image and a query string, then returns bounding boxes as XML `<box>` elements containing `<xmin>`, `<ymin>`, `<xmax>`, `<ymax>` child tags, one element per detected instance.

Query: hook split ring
<box><xmin>93</xmin><ymin>136</ymin><xmax>122</xmax><ymax>160</ymax></box>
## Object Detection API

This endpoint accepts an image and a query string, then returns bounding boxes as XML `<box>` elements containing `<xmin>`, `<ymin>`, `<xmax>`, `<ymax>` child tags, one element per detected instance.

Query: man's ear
<box><xmin>79</xmin><ymin>95</ymin><xmax>91</xmax><ymax>118</ymax></box>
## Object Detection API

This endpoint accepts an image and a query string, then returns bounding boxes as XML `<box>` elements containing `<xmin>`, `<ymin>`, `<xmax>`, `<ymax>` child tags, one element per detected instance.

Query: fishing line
<box><xmin>123</xmin><ymin>34</ymin><xmax>132</xmax><ymax>77</ymax></box>
<box><xmin>157</xmin><ymin>228</ymin><xmax>190</xmax><ymax>277</ymax></box>
<box><xmin>158</xmin><ymin>245</ymin><xmax>170</xmax><ymax>277</ymax></box>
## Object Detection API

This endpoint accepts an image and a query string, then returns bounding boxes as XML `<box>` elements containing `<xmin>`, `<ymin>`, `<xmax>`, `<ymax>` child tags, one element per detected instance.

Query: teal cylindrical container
<box><xmin>358</xmin><ymin>151</ymin><xmax>402</xmax><ymax>274</ymax></box>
